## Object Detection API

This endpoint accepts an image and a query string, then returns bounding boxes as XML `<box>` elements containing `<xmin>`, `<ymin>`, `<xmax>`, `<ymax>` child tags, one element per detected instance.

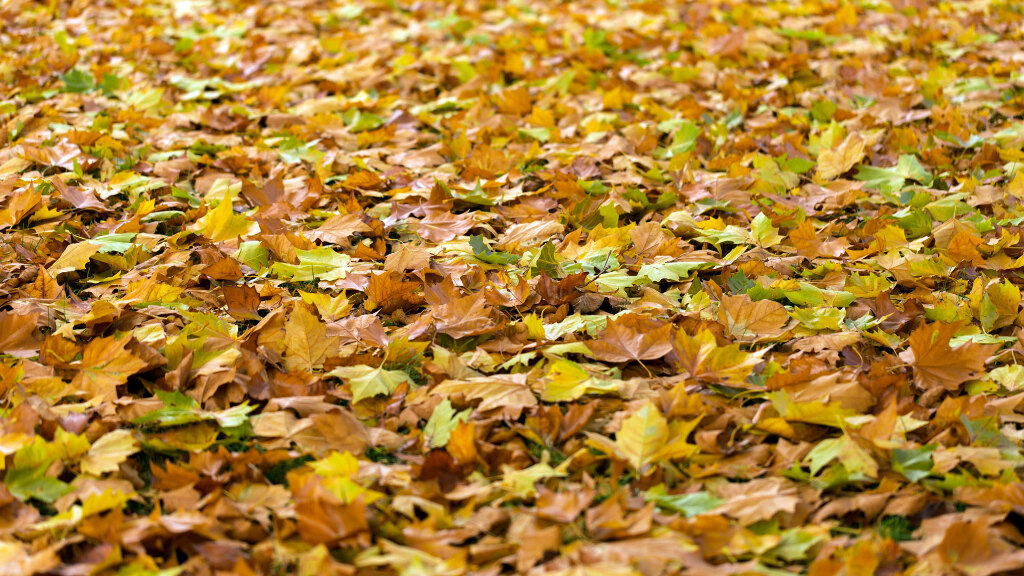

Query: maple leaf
<box><xmin>305</xmin><ymin>212</ymin><xmax>372</xmax><ymax>244</ymax></box>
<box><xmin>586</xmin><ymin>314</ymin><xmax>674</xmax><ymax>363</ymax></box>
<box><xmin>611</xmin><ymin>402</ymin><xmax>667</xmax><ymax>472</ymax></box>
<box><xmin>81</xmin><ymin>430</ymin><xmax>138</xmax><ymax>476</ymax></box>
<box><xmin>431</xmin><ymin>374</ymin><xmax>537</xmax><ymax>414</ymax></box>
<box><xmin>0</xmin><ymin>310</ymin><xmax>40</xmax><ymax>356</ymax></box>
<box><xmin>327</xmin><ymin>364</ymin><xmax>413</xmax><ymax>404</ymax></box>
<box><xmin>718</xmin><ymin>293</ymin><xmax>789</xmax><ymax>338</ymax></box>
<box><xmin>898</xmin><ymin>322</ymin><xmax>995</xmax><ymax>390</ymax></box>
<box><xmin>194</xmin><ymin>190</ymin><xmax>256</xmax><ymax>241</ymax></box>
<box><xmin>671</xmin><ymin>328</ymin><xmax>766</xmax><ymax>386</ymax></box>
<box><xmin>817</xmin><ymin>133</ymin><xmax>866</xmax><ymax>181</ymax></box>
<box><xmin>0</xmin><ymin>189</ymin><xmax>41</xmax><ymax>230</ymax></box>
<box><xmin>223</xmin><ymin>284</ymin><xmax>261</xmax><ymax>321</ymax></box>
<box><xmin>284</xmin><ymin>305</ymin><xmax>336</xmax><ymax>372</ymax></box>
<box><xmin>26</xmin><ymin>266</ymin><xmax>62</xmax><ymax>299</ymax></box>
<box><xmin>290</xmin><ymin>473</ymin><xmax>369</xmax><ymax>546</ymax></box>
<box><xmin>432</xmin><ymin>294</ymin><xmax>499</xmax><ymax>339</ymax></box>
<box><xmin>270</xmin><ymin>247</ymin><xmax>352</xmax><ymax>282</ymax></box>
<box><xmin>789</xmin><ymin>221</ymin><xmax>850</xmax><ymax>259</ymax></box>
<box><xmin>72</xmin><ymin>336</ymin><xmax>149</xmax><ymax>401</ymax></box>
<box><xmin>47</xmin><ymin>241</ymin><xmax>100</xmax><ymax>276</ymax></box>
<box><xmin>414</xmin><ymin>211</ymin><xmax>475</xmax><ymax>243</ymax></box>
<box><xmin>9</xmin><ymin>0</ymin><xmax>1024</xmax><ymax>568</ymax></box>
<box><xmin>364</xmin><ymin>271</ymin><xmax>423</xmax><ymax>314</ymax></box>
<box><xmin>587</xmin><ymin>402</ymin><xmax>700</xmax><ymax>473</ymax></box>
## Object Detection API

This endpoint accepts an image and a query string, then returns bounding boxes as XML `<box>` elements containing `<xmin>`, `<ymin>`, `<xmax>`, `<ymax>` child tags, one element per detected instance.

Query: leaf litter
<box><xmin>3</xmin><ymin>0</ymin><xmax>1024</xmax><ymax>574</ymax></box>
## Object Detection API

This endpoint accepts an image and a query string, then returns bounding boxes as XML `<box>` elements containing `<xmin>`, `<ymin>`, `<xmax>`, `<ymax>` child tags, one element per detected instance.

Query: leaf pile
<box><xmin>4</xmin><ymin>0</ymin><xmax>1024</xmax><ymax>574</ymax></box>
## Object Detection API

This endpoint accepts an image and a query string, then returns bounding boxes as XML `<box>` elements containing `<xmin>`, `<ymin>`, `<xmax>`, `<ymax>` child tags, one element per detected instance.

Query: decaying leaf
<box><xmin>5</xmin><ymin>0</ymin><xmax>1024</xmax><ymax>573</ymax></box>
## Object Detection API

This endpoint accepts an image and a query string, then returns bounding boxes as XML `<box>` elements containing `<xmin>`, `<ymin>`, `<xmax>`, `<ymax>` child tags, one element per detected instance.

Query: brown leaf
<box><xmin>718</xmin><ymin>293</ymin><xmax>788</xmax><ymax>338</ymax></box>
<box><xmin>587</xmin><ymin>314</ymin><xmax>674</xmax><ymax>363</ymax></box>
<box><xmin>789</xmin><ymin>221</ymin><xmax>850</xmax><ymax>259</ymax></box>
<box><xmin>0</xmin><ymin>310</ymin><xmax>40</xmax><ymax>356</ymax></box>
<box><xmin>433</xmin><ymin>294</ymin><xmax>500</xmax><ymax>339</ymax></box>
<box><xmin>898</xmin><ymin>322</ymin><xmax>995</xmax><ymax>390</ymax></box>
<box><xmin>414</xmin><ymin>211</ymin><xmax>475</xmax><ymax>243</ymax></box>
<box><xmin>306</xmin><ymin>212</ymin><xmax>372</xmax><ymax>245</ymax></box>
<box><xmin>223</xmin><ymin>285</ymin><xmax>261</xmax><ymax>321</ymax></box>
<box><xmin>291</xmin><ymin>473</ymin><xmax>369</xmax><ymax>546</ymax></box>
<box><xmin>535</xmin><ymin>272</ymin><xmax>587</xmax><ymax>306</ymax></box>
<box><xmin>364</xmin><ymin>271</ymin><xmax>423</xmax><ymax>314</ymax></box>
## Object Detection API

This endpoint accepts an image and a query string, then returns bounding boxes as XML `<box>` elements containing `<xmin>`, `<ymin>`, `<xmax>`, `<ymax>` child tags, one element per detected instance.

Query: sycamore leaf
<box><xmin>0</xmin><ymin>310</ymin><xmax>40</xmax><ymax>355</ymax></box>
<box><xmin>47</xmin><ymin>241</ymin><xmax>100</xmax><ymax>276</ymax></box>
<box><xmin>718</xmin><ymin>293</ymin><xmax>789</xmax><ymax>338</ymax></box>
<box><xmin>645</xmin><ymin>485</ymin><xmax>723</xmax><ymax>517</ymax></box>
<box><xmin>749</xmin><ymin>212</ymin><xmax>784</xmax><ymax>248</ymax></box>
<box><xmin>306</xmin><ymin>212</ymin><xmax>372</xmax><ymax>244</ymax></box>
<box><xmin>422</xmin><ymin>398</ymin><xmax>470</xmax><ymax>448</ymax></box>
<box><xmin>587</xmin><ymin>314</ymin><xmax>674</xmax><ymax>363</ymax></box>
<box><xmin>612</xmin><ymin>403</ymin><xmax>666</xmax><ymax>473</ymax></box>
<box><xmin>81</xmin><ymin>430</ymin><xmax>138</xmax><ymax>476</ymax></box>
<box><xmin>433</xmin><ymin>294</ymin><xmax>499</xmax><ymax>339</ymax></box>
<box><xmin>789</xmin><ymin>221</ymin><xmax>850</xmax><ymax>259</ymax></box>
<box><xmin>71</xmin><ymin>336</ymin><xmax>149</xmax><ymax>401</ymax></box>
<box><xmin>898</xmin><ymin>322</ymin><xmax>995</xmax><ymax>390</ymax></box>
<box><xmin>195</xmin><ymin>191</ymin><xmax>256</xmax><ymax>241</ymax></box>
<box><xmin>431</xmin><ymin>375</ymin><xmax>537</xmax><ymax>413</ymax></box>
<box><xmin>415</xmin><ymin>211</ymin><xmax>475</xmax><ymax>243</ymax></box>
<box><xmin>327</xmin><ymin>364</ymin><xmax>413</xmax><ymax>404</ymax></box>
<box><xmin>817</xmin><ymin>134</ymin><xmax>866</xmax><ymax>181</ymax></box>
<box><xmin>284</xmin><ymin>305</ymin><xmax>335</xmax><ymax>372</ymax></box>
<box><xmin>271</xmin><ymin>247</ymin><xmax>352</xmax><ymax>282</ymax></box>
<box><xmin>672</xmin><ymin>328</ymin><xmax>766</xmax><ymax>386</ymax></box>
<box><xmin>541</xmin><ymin>359</ymin><xmax>621</xmax><ymax>402</ymax></box>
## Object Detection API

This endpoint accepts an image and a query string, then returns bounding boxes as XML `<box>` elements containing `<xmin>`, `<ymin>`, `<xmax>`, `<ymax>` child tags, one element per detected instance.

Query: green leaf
<box><xmin>854</xmin><ymin>155</ymin><xmax>933</xmax><ymax>195</ymax></box>
<box><xmin>892</xmin><ymin>445</ymin><xmax>937</xmax><ymax>482</ymax></box>
<box><xmin>750</xmin><ymin>213</ymin><xmax>784</xmax><ymax>248</ymax></box>
<box><xmin>4</xmin><ymin>466</ymin><xmax>72</xmax><ymax>503</ymax></box>
<box><xmin>810</xmin><ymin>99</ymin><xmax>837</xmax><ymax>122</ymax></box>
<box><xmin>61</xmin><ymin>68</ymin><xmax>95</xmax><ymax>93</ymax></box>
<box><xmin>423</xmin><ymin>398</ymin><xmax>471</xmax><ymax>448</ymax></box>
<box><xmin>91</xmin><ymin>233</ymin><xmax>137</xmax><ymax>254</ymax></box>
<box><xmin>327</xmin><ymin>365</ymin><xmax>414</xmax><ymax>404</ymax></box>
<box><xmin>645</xmin><ymin>485</ymin><xmax>723</xmax><ymax>517</ymax></box>
<box><xmin>469</xmin><ymin>235</ymin><xmax>519</xmax><ymax>265</ymax></box>
<box><xmin>133</xmin><ymin>391</ymin><xmax>254</xmax><ymax>428</ymax></box>
<box><xmin>132</xmin><ymin>391</ymin><xmax>204</xmax><ymax>427</ymax></box>
<box><xmin>270</xmin><ymin>247</ymin><xmax>352</xmax><ymax>282</ymax></box>
<box><xmin>99</xmin><ymin>72</ymin><xmax>123</xmax><ymax>96</ymax></box>
<box><xmin>531</xmin><ymin>241</ymin><xmax>563</xmax><ymax>277</ymax></box>
<box><xmin>637</xmin><ymin>261</ymin><xmax>714</xmax><ymax>283</ymax></box>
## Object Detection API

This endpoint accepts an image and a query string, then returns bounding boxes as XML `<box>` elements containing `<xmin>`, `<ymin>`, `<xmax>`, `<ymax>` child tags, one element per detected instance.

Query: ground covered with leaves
<box><xmin>6</xmin><ymin>0</ymin><xmax>1024</xmax><ymax>574</ymax></box>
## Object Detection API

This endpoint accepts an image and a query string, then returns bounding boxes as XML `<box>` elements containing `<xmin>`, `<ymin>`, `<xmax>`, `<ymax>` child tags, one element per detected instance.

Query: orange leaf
<box><xmin>790</xmin><ymin>221</ymin><xmax>850</xmax><ymax>259</ymax></box>
<box><xmin>586</xmin><ymin>315</ymin><xmax>674</xmax><ymax>363</ymax></box>
<box><xmin>898</xmin><ymin>322</ymin><xmax>994</xmax><ymax>390</ymax></box>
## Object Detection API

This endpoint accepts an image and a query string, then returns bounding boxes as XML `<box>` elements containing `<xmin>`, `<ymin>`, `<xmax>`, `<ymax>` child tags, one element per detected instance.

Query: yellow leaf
<box><xmin>123</xmin><ymin>277</ymin><xmax>184</xmax><ymax>305</ymax></box>
<box><xmin>284</xmin><ymin>305</ymin><xmax>334</xmax><ymax>372</ymax></box>
<box><xmin>47</xmin><ymin>241</ymin><xmax>101</xmax><ymax>276</ymax></box>
<box><xmin>673</xmin><ymin>328</ymin><xmax>767</xmax><ymax>386</ymax></box>
<box><xmin>0</xmin><ymin>189</ymin><xmax>42</xmax><ymax>230</ymax></box>
<box><xmin>72</xmin><ymin>336</ymin><xmax>149</xmax><ymax>401</ymax></box>
<box><xmin>614</xmin><ymin>402</ymin><xmax>668</xmax><ymax>472</ymax></box>
<box><xmin>327</xmin><ymin>364</ymin><xmax>412</xmax><ymax>404</ymax></box>
<box><xmin>299</xmin><ymin>291</ymin><xmax>353</xmax><ymax>321</ymax></box>
<box><xmin>817</xmin><ymin>134</ymin><xmax>866</xmax><ymax>181</ymax></box>
<box><xmin>195</xmin><ymin>191</ymin><xmax>256</xmax><ymax>242</ymax></box>
<box><xmin>541</xmin><ymin>359</ymin><xmax>620</xmax><ymax>402</ymax></box>
<box><xmin>81</xmin><ymin>430</ymin><xmax>138</xmax><ymax>476</ymax></box>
